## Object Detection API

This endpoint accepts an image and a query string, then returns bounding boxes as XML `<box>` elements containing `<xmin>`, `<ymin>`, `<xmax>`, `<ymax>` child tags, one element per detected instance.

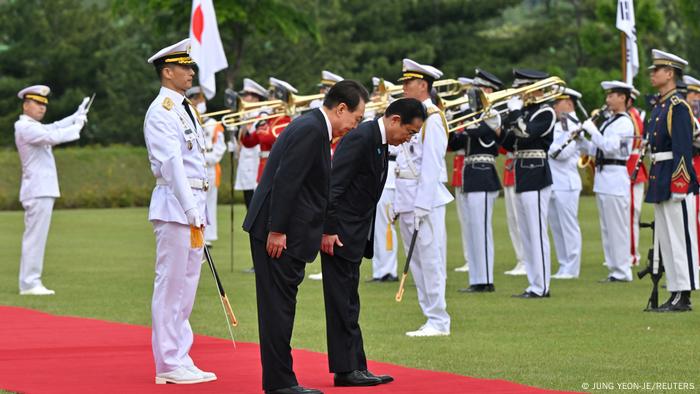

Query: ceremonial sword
<box><xmin>201</xmin><ymin>233</ymin><xmax>239</xmax><ymax>347</ymax></box>
<box><xmin>395</xmin><ymin>228</ymin><xmax>419</xmax><ymax>302</ymax></box>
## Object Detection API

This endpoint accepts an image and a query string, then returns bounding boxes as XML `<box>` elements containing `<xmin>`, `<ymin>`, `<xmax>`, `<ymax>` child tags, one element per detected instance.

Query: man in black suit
<box><xmin>243</xmin><ymin>80</ymin><xmax>369</xmax><ymax>394</ymax></box>
<box><xmin>320</xmin><ymin>98</ymin><xmax>427</xmax><ymax>387</ymax></box>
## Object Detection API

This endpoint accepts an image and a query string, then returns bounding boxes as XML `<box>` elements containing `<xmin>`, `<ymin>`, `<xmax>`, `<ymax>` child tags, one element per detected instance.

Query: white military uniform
<box><xmin>145</xmin><ymin>83</ymin><xmax>208</xmax><ymax>374</ymax></box>
<box><xmin>581</xmin><ymin>105</ymin><xmax>634</xmax><ymax>281</ymax></box>
<box><xmin>202</xmin><ymin>116</ymin><xmax>226</xmax><ymax>242</ymax></box>
<box><xmin>548</xmin><ymin>111</ymin><xmax>583</xmax><ymax>278</ymax></box>
<box><xmin>503</xmin><ymin>152</ymin><xmax>526</xmax><ymax>274</ymax></box>
<box><xmin>234</xmin><ymin>143</ymin><xmax>260</xmax><ymax>191</ymax></box>
<box><xmin>309</xmin><ymin>70</ymin><xmax>343</xmax><ymax>109</ymax></box>
<box><xmin>372</xmin><ymin>145</ymin><xmax>399</xmax><ymax>279</ymax></box>
<box><xmin>395</xmin><ymin>87</ymin><xmax>454</xmax><ymax>335</ymax></box>
<box><xmin>15</xmin><ymin>100</ymin><xmax>85</xmax><ymax>293</ymax></box>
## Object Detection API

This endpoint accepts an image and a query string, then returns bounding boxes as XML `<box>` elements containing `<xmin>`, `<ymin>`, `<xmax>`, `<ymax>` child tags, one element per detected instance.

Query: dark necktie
<box><xmin>182</xmin><ymin>99</ymin><xmax>196</xmax><ymax>128</ymax></box>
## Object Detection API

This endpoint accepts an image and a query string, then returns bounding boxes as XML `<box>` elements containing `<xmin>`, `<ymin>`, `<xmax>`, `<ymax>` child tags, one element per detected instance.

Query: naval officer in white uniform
<box><xmin>144</xmin><ymin>38</ymin><xmax>216</xmax><ymax>385</ymax></box>
<box><xmin>395</xmin><ymin>58</ymin><xmax>453</xmax><ymax>336</ymax></box>
<box><xmin>548</xmin><ymin>88</ymin><xmax>583</xmax><ymax>279</ymax></box>
<box><xmin>15</xmin><ymin>85</ymin><xmax>89</xmax><ymax>296</ymax></box>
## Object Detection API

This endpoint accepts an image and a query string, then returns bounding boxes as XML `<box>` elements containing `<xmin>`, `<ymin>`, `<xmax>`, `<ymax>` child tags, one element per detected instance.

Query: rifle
<box><xmin>637</xmin><ymin>221</ymin><xmax>664</xmax><ymax>311</ymax></box>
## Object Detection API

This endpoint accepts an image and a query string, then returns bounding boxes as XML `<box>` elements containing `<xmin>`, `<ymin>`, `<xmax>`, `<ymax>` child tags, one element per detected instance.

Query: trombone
<box><xmin>443</xmin><ymin>76</ymin><xmax>567</xmax><ymax>133</ymax></box>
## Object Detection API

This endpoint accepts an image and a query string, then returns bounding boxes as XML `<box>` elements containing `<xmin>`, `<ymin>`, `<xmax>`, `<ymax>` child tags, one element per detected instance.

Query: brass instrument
<box><xmin>443</xmin><ymin>76</ymin><xmax>567</xmax><ymax>133</ymax></box>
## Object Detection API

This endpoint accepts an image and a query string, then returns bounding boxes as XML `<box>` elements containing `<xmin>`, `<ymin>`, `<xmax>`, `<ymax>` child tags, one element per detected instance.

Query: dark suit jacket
<box><xmin>323</xmin><ymin>119</ymin><xmax>388</xmax><ymax>263</ymax></box>
<box><xmin>242</xmin><ymin>109</ymin><xmax>331</xmax><ymax>262</ymax></box>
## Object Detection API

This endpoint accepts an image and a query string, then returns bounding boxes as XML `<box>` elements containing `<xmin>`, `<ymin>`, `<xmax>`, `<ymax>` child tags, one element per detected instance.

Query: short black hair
<box><xmin>384</xmin><ymin>98</ymin><xmax>427</xmax><ymax>124</ymax></box>
<box><xmin>155</xmin><ymin>63</ymin><xmax>195</xmax><ymax>80</ymax></box>
<box><xmin>323</xmin><ymin>80</ymin><xmax>370</xmax><ymax>111</ymax></box>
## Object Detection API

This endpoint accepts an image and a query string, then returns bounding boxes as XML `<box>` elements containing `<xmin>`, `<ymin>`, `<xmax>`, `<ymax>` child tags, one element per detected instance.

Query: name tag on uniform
<box><xmin>184</xmin><ymin>129</ymin><xmax>195</xmax><ymax>150</ymax></box>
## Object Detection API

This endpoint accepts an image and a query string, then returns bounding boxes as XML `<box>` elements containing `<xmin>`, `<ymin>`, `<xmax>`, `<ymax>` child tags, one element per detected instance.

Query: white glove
<box><xmin>507</xmin><ymin>96</ymin><xmax>524</xmax><ymax>112</ymax></box>
<box><xmin>671</xmin><ymin>193</ymin><xmax>687</xmax><ymax>202</ymax></box>
<box><xmin>74</xmin><ymin>114</ymin><xmax>88</xmax><ymax>128</ymax></box>
<box><xmin>185</xmin><ymin>208</ymin><xmax>203</xmax><ymax>227</ymax></box>
<box><xmin>483</xmin><ymin>109</ymin><xmax>501</xmax><ymax>131</ymax></box>
<box><xmin>582</xmin><ymin>119</ymin><xmax>601</xmax><ymax>138</ymax></box>
<box><xmin>413</xmin><ymin>207</ymin><xmax>430</xmax><ymax>230</ymax></box>
<box><xmin>75</xmin><ymin>96</ymin><xmax>91</xmax><ymax>116</ymax></box>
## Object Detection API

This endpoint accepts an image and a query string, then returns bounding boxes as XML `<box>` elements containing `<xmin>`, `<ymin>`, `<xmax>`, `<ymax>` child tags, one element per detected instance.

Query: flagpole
<box><xmin>620</xmin><ymin>31</ymin><xmax>627</xmax><ymax>83</ymax></box>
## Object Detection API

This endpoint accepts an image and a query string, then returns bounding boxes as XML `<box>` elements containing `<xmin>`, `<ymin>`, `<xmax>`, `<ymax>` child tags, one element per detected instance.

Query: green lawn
<box><xmin>1</xmin><ymin>197</ymin><xmax>698</xmax><ymax>392</ymax></box>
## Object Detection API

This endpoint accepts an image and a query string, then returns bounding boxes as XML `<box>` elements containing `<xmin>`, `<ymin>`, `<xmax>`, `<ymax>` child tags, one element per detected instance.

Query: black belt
<box><xmin>388</xmin><ymin>155</ymin><xmax>397</xmax><ymax>162</ymax></box>
<box><xmin>598</xmin><ymin>159</ymin><xmax>627</xmax><ymax>166</ymax></box>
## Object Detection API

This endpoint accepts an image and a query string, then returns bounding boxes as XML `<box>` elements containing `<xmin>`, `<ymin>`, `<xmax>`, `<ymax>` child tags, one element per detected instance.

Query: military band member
<box><xmin>310</xmin><ymin>70</ymin><xmax>344</xmax><ymax>109</ymax></box>
<box><xmin>645</xmin><ymin>49</ymin><xmax>699</xmax><ymax>312</ymax></box>
<box><xmin>15</xmin><ymin>85</ymin><xmax>89</xmax><ymax>296</ymax></box>
<box><xmin>448</xmin><ymin>69</ymin><xmax>503</xmax><ymax>292</ymax></box>
<box><xmin>499</xmin><ymin>69</ymin><xmax>556</xmax><ymax>298</ymax></box>
<box><xmin>627</xmin><ymin>88</ymin><xmax>648</xmax><ymax>267</ymax></box>
<box><xmin>580</xmin><ymin>81</ymin><xmax>635</xmax><ymax>282</ymax></box>
<box><xmin>235</xmin><ymin>78</ymin><xmax>267</xmax><ymax>210</ymax></box>
<box><xmin>395</xmin><ymin>58</ymin><xmax>453</xmax><ymax>336</ymax></box>
<box><xmin>548</xmin><ymin>88</ymin><xmax>583</xmax><ymax>279</ymax></box>
<box><xmin>243</xmin><ymin>80</ymin><xmax>368</xmax><ymax>393</ymax></box>
<box><xmin>144</xmin><ymin>38</ymin><xmax>216</xmax><ymax>384</ymax></box>
<box><xmin>186</xmin><ymin>86</ymin><xmax>226</xmax><ymax>247</ymax></box>
<box><xmin>451</xmin><ymin>76</ymin><xmax>474</xmax><ymax>273</ymax></box>
<box><xmin>320</xmin><ymin>98</ymin><xmax>425</xmax><ymax>387</ymax></box>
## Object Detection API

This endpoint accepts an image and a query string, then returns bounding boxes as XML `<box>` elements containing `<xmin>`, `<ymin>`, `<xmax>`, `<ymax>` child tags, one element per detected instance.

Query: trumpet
<box><xmin>444</xmin><ymin>76</ymin><xmax>567</xmax><ymax>133</ymax></box>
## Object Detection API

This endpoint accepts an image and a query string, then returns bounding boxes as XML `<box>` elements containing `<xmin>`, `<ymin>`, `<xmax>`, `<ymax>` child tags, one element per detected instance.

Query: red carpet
<box><xmin>0</xmin><ymin>306</ymin><xmax>574</xmax><ymax>393</ymax></box>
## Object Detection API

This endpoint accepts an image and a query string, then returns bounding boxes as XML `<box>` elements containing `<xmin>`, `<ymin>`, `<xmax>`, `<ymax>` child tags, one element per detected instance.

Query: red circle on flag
<box><xmin>192</xmin><ymin>5</ymin><xmax>204</xmax><ymax>43</ymax></box>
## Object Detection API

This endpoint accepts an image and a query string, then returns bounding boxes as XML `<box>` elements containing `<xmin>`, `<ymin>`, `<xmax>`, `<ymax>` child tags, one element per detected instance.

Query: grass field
<box><xmin>1</xmin><ymin>198</ymin><xmax>698</xmax><ymax>393</ymax></box>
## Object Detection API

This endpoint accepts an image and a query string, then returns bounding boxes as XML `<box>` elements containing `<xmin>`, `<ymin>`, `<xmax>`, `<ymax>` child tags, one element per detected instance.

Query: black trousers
<box><xmin>320</xmin><ymin>252</ymin><xmax>367</xmax><ymax>373</ymax></box>
<box><xmin>250</xmin><ymin>236</ymin><xmax>306</xmax><ymax>391</ymax></box>
<box><xmin>243</xmin><ymin>189</ymin><xmax>254</xmax><ymax>209</ymax></box>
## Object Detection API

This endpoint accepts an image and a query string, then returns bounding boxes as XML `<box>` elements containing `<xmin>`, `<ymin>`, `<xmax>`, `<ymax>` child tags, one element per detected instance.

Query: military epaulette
<box><xmin>666</xmin><ymin>95</ymin><xmax>695</xmax><ymax>137</ymax></box>
<box><xmin>162</xmin><ymin>97</ymin><xmax>174</xmax><ymax>111</ymax></box>
<box><xmin>422</xmin><ymin>106</ymin><xmax>449</xmax><ymax>142</ymax></box>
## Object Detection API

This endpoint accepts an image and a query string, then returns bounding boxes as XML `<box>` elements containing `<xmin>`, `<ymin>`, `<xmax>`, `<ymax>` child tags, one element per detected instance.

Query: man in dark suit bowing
<box><xmin>243</xmin><ymin>80</ymin><xmax>369</xmax><ymax>394</ymax></box>
<box><xmin>320</xmin><ymin>98</ymin><xmax>427</xmax><ymax>387</ymax></box>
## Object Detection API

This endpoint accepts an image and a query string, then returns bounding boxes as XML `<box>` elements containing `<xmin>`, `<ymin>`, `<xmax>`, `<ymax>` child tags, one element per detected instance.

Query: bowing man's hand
<box><xmin>266</xmin><ymin>231</ymin><xmax>287</xmax><ymax>258</ymax></box>
<box><xmin>321</xmin><ymin>234</ymin><xmax>343</xmax><ymax>256</ymax></box>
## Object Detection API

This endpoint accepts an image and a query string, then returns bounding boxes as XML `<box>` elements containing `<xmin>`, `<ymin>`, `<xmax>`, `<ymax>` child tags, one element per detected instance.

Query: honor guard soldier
<box><xmin>683</xmin><ymin>75</ymin><xmax>700</xmax><ymax>244</ymax></box>
<box><xmin>186</xmin><ymin>86</ymin><xmax>226</xmax><ymax>247</ymax></box>
<box><xmin>448</xmin><ymin>69</ymin><xmax>503</xmax><ymax>292</ymax></box>
<box><xmin>548</xmin><ymin>88</ymin><xmax>583</xmax><ymax>279</ymax></box>
<box><xmin>15</xmin><ymin>85</ymin><xmax>90</xmax><ymax>296</ymax></box>
<box><xmin>395</xmin><ymin>58</ymin><xmax>453</xmax><ymax>336</ymax></box>
<box><xmin>580</xmin><ymin>81</ymin><xmax>635</xmax><ymax>282</ymax></box>
<box><xmin>235</xmin><ymin>78</ymin><xmax>266</xmax><ymax>210</ymax></box>
<box><xmin>144</xmin><ymin>38</ymin><xmax>216</xmax><ymax>384</ymax></box>
<box><xmin>310</xmin><ymin>70</ymin><xmax>344</xmax><ymax>109</ymax></box>
<box><xmin>645</xmin><ymin>49</ymin><xmax>699</xmax><ymax>311</ymax></box>
<box><xmin>498</xmin><ymin>69</ymin><xmax>556</xmax><ymax>298</ymax></box>
<box><xmin>627</xmin><ymin>88</ymin><xmax>648</xmax><ymax>267</ymax></box>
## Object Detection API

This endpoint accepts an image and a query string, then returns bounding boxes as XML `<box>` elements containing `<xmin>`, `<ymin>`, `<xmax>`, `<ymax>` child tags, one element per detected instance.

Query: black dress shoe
<box><xmin>381</xmin><ymin>274</ymin><xmax>399</xmax><ymax>282</ymax></box>
<box><xmin>362</xmin><ymin>370</ymin><xmax>394</xmax><ymax>384</ymax></box>
<box><xmin>651</xmin><ymin>291</ymin><xmax>692</xmax><ymax>312</ymax></box>
<box><xmin>366</xmin><ymin>277</ymin><xmax>382</xmax><ymax>283</ymax></box>
<box><xmin>334</xmin><ymin>370</ymin><xmax>382</xmax><ymax>387</ymax></box>
<box><xmin>266</xmin><ymin>385</ymin><xmax>323</xmax><ymax>394</ymax></box>
<box><xmin>598</xmin><ymin>276</ymin><xmax>627</xmax><ymax>283</ymax></box>
<box><xmin>512</xmin><ymin>291</ymin><xmax>550</xmax><ymax>299</ymax></box>
<box><xmin>458</xmin><ymin>284</ymin><xmax>495</xmax><ymax>293</ymax></box>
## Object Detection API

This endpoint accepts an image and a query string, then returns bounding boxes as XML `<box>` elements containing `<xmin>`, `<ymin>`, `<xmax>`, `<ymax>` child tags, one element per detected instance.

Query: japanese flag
<box><xmin>190</xmin><ymin>0</ymin><xmax>228</xmax><ymax>99</ymax></box>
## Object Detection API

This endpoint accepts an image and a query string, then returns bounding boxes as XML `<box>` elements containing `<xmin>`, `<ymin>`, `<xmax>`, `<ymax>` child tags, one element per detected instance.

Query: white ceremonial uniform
<box><xmin>581</xmin><ymin>113</ymin><xmax>634</xmax><ymax>281</ymax></box>
<box><xmin>372</xmin><ymin>144</ymin><xmax>399</xmax><ymax>279</ymax></box>
<box><xmin>15</xmin><ymin>114</ymin><xmax>82</xmax><ymax>292</ymax></box>
<box><xmin>144</xmin><ymin>86</ymin><xmax>208</xmax><ymax>374</ymax></box>
<box><xmin>394</xmin><ymin>98</ymin><xmax>454</xmax><ymax>333</ymax></box>
<box><xmin>202</xmin><ymin>117</ymin><xmax>226</xmax><ymax>242</ymax></box>
<box><xmin>547</xmin><ymin>113</ymin><xmax>583</xmax><ymax>278</ymax></box>
<box><xmin>503</xmin><ymin>155</ymin><xmax>526</xmax><ymax>270</ymax></box>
